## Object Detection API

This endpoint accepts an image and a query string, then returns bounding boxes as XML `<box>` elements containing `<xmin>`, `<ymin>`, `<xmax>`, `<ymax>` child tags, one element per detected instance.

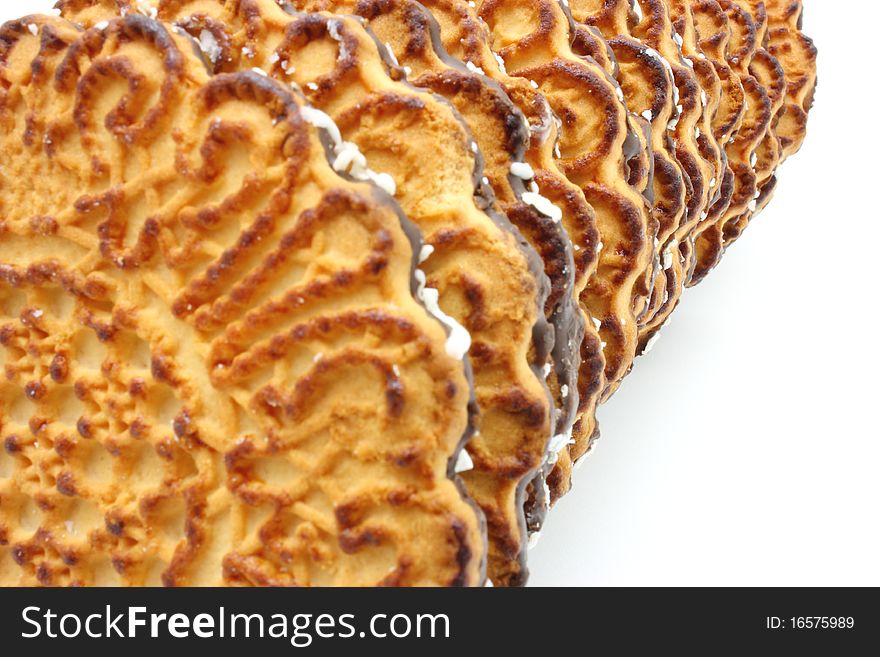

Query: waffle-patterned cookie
<box><xmin>476</xmin><ymin>0</ymin><xmax>656</xmax><ymax>404</ymax></box>
<box><xmin>0</xmin><ymin>13</ymin><xmax>486</xmax><ymax>586</ymax></box>
<box><xmin>62</xmin><ymin>0</ymin><xmax>562</xmax><ymax>587</ymax></box>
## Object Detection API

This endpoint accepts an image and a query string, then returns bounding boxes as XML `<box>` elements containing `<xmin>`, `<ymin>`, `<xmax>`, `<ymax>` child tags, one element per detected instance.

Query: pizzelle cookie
<box><xmin>476</xmin><ymin>0</ymin><xmax>656</xmax><ymax>404</ymax></box>
<box><xmin>0</xmin><ymin>13</ymin><xmax>486</xmax><ymax>586</ymax></box>
<box><xmin>62</xmin><ymin>0</ymin><xmax>563</xmax><ymax>586</ymax></box>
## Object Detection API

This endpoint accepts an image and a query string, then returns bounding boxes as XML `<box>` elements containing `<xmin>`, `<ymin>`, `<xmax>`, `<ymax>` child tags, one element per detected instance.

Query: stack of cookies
<box><xmin>0</xmin><ymin>0</ymin><xmax>816</xmax><ymax>586</ymax></box>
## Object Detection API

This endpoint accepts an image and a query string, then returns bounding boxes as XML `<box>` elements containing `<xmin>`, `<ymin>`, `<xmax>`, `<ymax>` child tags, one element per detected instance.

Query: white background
<box><xmin>2</xmin><ymin>1</ymin><xmax>877</xmax><ymax>587</ymax></box>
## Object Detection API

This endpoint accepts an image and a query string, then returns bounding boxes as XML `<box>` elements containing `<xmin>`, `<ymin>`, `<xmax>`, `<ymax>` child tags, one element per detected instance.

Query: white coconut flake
<box><xmin>673</xmin><ymin>31</ymin><xmax>683</xmax><ymax>47</ymax></box>
<box><xmin>750</xmin><ymin>152</ymin><xmax>758</xmax><ymax>167</ymax></box>
<box><xmin>419</xmin><ymin>244</ymin><xmax>435</xmax><ymax>264</ymax></box>
<box><xmin>548</xmin><ymin>432</ymin><xmax>574</xmax><ymax>456</ymax></box>
<box><xmin>643</xmin><ymin>332</ymin><xmax>662</xmax><ymax>354</ymax></box>
<box><xmin>242</xmin><ymin>45</ymin><xmax>255</xmax><ymax>59</ymax></box>
<box><xmin>300</xmin><ymin>106</ymin><xmax>342</xmax><ymax>146</ymax></box>
<box><xmin>94</xmin><ymin>20</ymin><xmax>109</xmax><ymax>31</ymax></box>
<box><xmin>371</xmin><ymin>172</ymin><xmax>397</xmax><ymax>196</ymax></box>
<box><xmin>560</xmin><ymin>384</ymin><xmax>569</xmax><ymax>398</ymax></box>
<box><xmin>136</xmin><ymin>0</ymin><xmax>158</xmax><ymax>18</ymax></box>
<box><xmin>198</xmin><ymin>30</ymin><xmax>222</xmax><ymax>65</ymax></box>
<box><xmin>644</xmin><ymin>47</ymin><xmax>662</xmax><ymax>63</ymax></box>
<box><xmin>522</xmin><ymin>191</ymin><xmax>563</xmax><ymax>222</ymax></box>
<box><xmin>641</xmin><ymin>109</ymin><xmax>653</xmax><ymax>122</ymax></box>
<box><xmin>494</xmin><ymin>52</ymin><xmax>508</xmax><ymax>74</ymax></box>
<box><xmin>27</xmin><ymin>23</ymin><xmax>38</xmax><ymax>36</ymax></box>
<box><xmin>454</xmin><ymin>449</ymin><xmax>474</xmax><ymax>474</ymax></box>
<box><xmin>251</xmin><ymin>67</ymin><xmax>268</xmax><ymax>77</ymax></box>
<box><xmin>528</xmin><ymin>531</ymin><xmax>542</xmax><ymax>549</ymax></box>
<box><xmin>299</xmin><ymin>106</ymin><xmax>397</xmax><ymax>196</ymax></box>
<box><xmin>510</xmin><ymin>161</ymin><xmax>535</xmax><ymax>180</ymax></box>
<box><xmin>333</xmin><ymin>141</ymin><xmax>368</xmax><ymax>175</ymax></box>
<box><xmin>633</xmin><ymin>1</ymin><xmax>644</xmax><ymax>22</ymax></box>
<box><xmin>592</xmin><ymin>317</ymin><xmax>602</xmax><ymax>331</ymax></box>
<box><xmin>415</xmin><ymin>270</ymin><xmax>472</xmax><ymax>359</ymax></box>
<box><xmin>465</xmin><ymin>60</ymin><xmax>485</xmax><ymax>75</ymax></box>
<box><xmin>616</xmin><ymin>86</ymin><xmax>625</xmax><ymax>103</ymax></box>
<box><xmin>384</xmin><ymin>42</ymin><xmax>400</xmax><ymax>68</ymax></box>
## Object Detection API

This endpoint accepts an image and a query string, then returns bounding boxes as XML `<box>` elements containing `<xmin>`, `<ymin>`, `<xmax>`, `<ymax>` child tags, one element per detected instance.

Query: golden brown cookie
<box><xmin>762</xmin><ymin>0</ymin><xmax>817</xmax><ymax>161</ymax></box>
<box><xmin>704</xmin><ymin>0</ymin><xmax>771</xmax><ymax>250</ymax></box>
<box><xmin>666</xmin><ymin>0</ymin><xmax>731</xmax><ymax>286</ymax></box>
<box><xmin>476</xmin><ymin>0</ymin><xmax>656</xmax><ymax>405</ymax></box>
<box><xmin>287</xmin><ymin>0</ymin><xmax>591</xmax><ymax>573</ymax></box>
<box><xmin>676</xmin><ymin>0</ymin><xmax>745</xmax><ymax>283</ymax></box>
<box><xmin>61</xmin><ymin>0</ymin><xmax>561</xmax><ymax>587</ymax></box>
<box><xmin>574</xmin><ymin>1</ymin><xmax>718</xmax><ymax>350</ymax></box>
<box><xmin>0</xmin><ymin>13</ymin><xmax>486</xmax><ymax>586</ymax></box>
<box><xmin>733</xmin><ymin>0</ymin><xmax>787</xmax><ymax>217</ymax></box>
<box><xmin>414</xmin><ymin>0</ymin><xmax>606</xmax><ymax>510</ymax></box>
<box><xmin>717</xmin><ymin>0</ymin><xmax>784</xmax><ymax>243</ymax></box>
<box><xmin>569</xmin><ymin>1</ymin><xmax>687</xmax><ymax>345</ymax></box>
